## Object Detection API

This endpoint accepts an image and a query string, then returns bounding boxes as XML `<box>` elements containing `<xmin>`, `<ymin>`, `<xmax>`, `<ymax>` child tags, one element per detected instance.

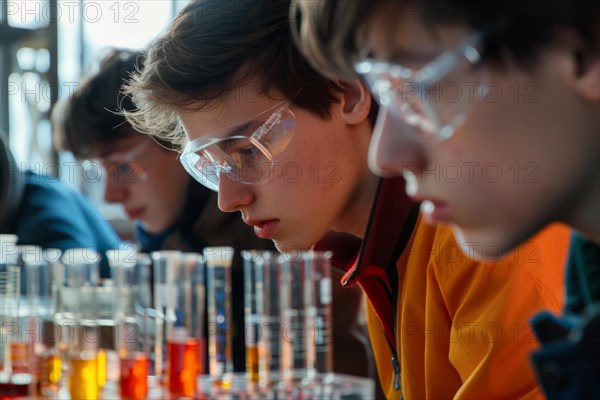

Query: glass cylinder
<box><xmin>151</xmin><ymin>251</ymin><xmax>178</xmax><ymax>384</ymax></box>
<box><xmin>0</xmin><ymin>263</ymin><xmax>24</xmax><ymax>397</ymax></box>
<box><xmin>68</xmin><ymin>325</ymin><xmax>100</xmax><ymax>400</ymax></box>
<box><xmin>57</xmin><ymin>248</ymin><xmax>100</xmax><ymax>321</ymax></box>
<box><xmin>37</xmin><ymin>249</ymin><xmax>63</xmax><ymax>399</ymax></box>
<box><xmin>60</xmin><ymin>248</ymin><xmax>102</xmax><ymax>400</ymax></box>
<box><xmin>203</xmin><ymin>246</ymin><xmax>234</xmax><ymax>379</ymax></box>
<box><xmin>21</xmin><ymin>246</ymin><xmax>60</xmax><ymax>398</ymax></box>
<box><xmin>279</xmin><ymin>252</ymin><xmax>317</xmax><ymax>384</ymax></box>
<box><xmin>241</xmin><ymin>251</ymin><xmax>260</xmax><ymax>382</ymax></box>
<box><xmin>304</xmin><ymin>251</ymin><xmax>333</xmax><ymax>375</ymax></box>
<box><xmin>153</xmin><ymin>251</ymin><xmax>205</xmax><ymax>398</ymax></box>
<box><xmin>107</xmin><ymin>249</ymin><xmax>152</xmax><ymax>400</ymax></box>
<box><xmin>242</xmin><ymin>250</ymin><xmax>281</xmax><ymax>389</ymax></box>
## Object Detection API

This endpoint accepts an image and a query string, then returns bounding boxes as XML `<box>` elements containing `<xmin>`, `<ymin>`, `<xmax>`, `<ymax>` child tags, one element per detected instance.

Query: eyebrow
<box><xmin>98</xmin><ymin>149</ymin><xmax>116</xmax><ymax>160</ymax></box>
<box><xmin>383</xmin><ymin>48</ymin><xmax>437</xmax><ymax>65</ymax></box>
<box><xmin>221</xmin><ymin>120</ymin><xmax>260</xmax><ymax>139</ymax></box>
<box><xmin>98</xmin><ymin>143</ymin><xmax>135</xmax><ymax>160</ymax></box>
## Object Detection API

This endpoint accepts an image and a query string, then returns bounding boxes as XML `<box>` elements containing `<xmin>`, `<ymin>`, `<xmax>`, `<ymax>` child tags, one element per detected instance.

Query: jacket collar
<box><xmin>314</xmin><ymin>177</ymin><xmax>419</xmax><ymax>349</ymax></box>
<box><xmin>342</xmin><ymin>177</ymin><xmax>418</xmax><ymax>286</ymax></box>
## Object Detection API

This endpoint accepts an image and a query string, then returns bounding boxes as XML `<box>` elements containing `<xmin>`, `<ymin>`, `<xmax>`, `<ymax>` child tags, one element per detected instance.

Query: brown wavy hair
<box><xmin>52</xmin><ymin>49</ymin><xmax>144</xmax><ymax>158</ymax></box>
<box><xmin>123</xmin><ymin>0</ymin><xmax>353</xmax><ymax>149</ymax></box>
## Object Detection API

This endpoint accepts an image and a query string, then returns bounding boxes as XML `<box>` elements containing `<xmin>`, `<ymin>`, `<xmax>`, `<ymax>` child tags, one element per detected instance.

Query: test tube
<box><xmin>153</xmin><ymin>251</ymin><xmax>205</xmax><ymax>398</ymax></box>
<box><xmin>246</xmin><ymin>251</ymin><xmax>281</xmax><ymax>389</ymax></box>
<box><xmin>204</xmin><ymin>246</ymin><xmax>234</xmax><ymax>379</ymax></box>
<box><xmin>107</xmin><ymin>249</ymin><xmax>151</xmax><ymax>400</ymax></box>
<box><xmin>61</xmin><ymin>248</ymin><xmax>101</xmax><ymax>400</ymax></box>
<box><xmin>37</xmin><ymin>249</ymin><xmax>63</xmax><ymax>399</ymax></box>
<box><xmin>58</xmin><ymin>248</ymin><xmax>100</xmax><ymax>320</ymax></box>
<box><xmin>169</xmin><ymin>253</ymin><xmax>204</xmax><ymax>398</ymax></box>
<box><xmin>68</xmin><ymin>325</ymin><xmax>100</xmax><ymax>400</ymax></box>
<box><xmin>0</xmin><ymin>261</ymin><xmax>23</xmax><ymax>397</ymax></box>
<box><xmin>304</xmin><ymin>251</ymin><xmax>333</xmax><ymax>375</ymax></box>
<box><xmin>151</xmin><ymin>251</ymin><xmax>179</xmax><ymax>384</ymax></box>
<box><xmin>279</xmin><ymin>252</ymin><xmax>316</xmax><ymax>384</ymax></box>
<box><xmin>241</xmin><ymin>251</ymin><xmax>261</xmax><ymax>382</ymax></box>
<box><xmin>22</xmin><ymin>246</ymin><xmax>60</xmax><ymax>398</ymax></box>
<box><xmin>6</xmin><ymin>245</ymin><xmax>45</xmax><ymax>395</ymax></box>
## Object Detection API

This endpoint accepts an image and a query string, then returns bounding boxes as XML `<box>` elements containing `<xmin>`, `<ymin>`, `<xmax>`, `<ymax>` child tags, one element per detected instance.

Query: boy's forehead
<box><xmin>90</xmin><ymin>135</ymin><xmax>142</xmax><ymax>159</ymax></box>
<box><xmin>179</xmin><ymin>93</ymin><xmax>285</xmax><ymax>138</ymax></box>
<box><xmin>365</xmin><ymin>6</ymin><xmax>471</xmax><ymax>62</ymax></box>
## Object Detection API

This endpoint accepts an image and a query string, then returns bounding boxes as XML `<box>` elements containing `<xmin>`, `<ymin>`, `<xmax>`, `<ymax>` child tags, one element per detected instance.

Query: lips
<box><xmin>244</xmin><ymin>219</ymin><xmax>279</xmax><ymax>239</ymax></box>
<box><xmin>126</xmin><ymin>207</ymin><xmax>146</xmax><ymax>219</ymax></box>
<box><xmin>419</xmin><ymin>199</ymin><xmax>450</xmax><ymax>225</ymax></box>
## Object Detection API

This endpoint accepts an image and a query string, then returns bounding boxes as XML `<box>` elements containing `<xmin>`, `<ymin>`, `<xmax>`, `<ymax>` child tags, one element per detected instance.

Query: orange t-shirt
<box><xmin>366</xmin><ymin>221</ymin><xmax>570</xmax><ymax>399</ymax></box>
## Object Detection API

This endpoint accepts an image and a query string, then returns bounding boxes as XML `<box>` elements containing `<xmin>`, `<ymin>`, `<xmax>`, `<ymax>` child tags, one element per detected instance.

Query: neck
<box><xmin>333</xmin><ymin>173</ymin><xmax>380</xmax><ymax>240</ymax></box>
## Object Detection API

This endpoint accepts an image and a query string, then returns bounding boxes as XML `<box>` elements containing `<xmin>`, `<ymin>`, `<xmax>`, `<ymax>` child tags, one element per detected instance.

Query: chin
<box><xmin>450</xmin><ymin>225</ymin><xmax>521</xmax><ymax>262</ymax></box>
<box><xmin>272</xmin><ymin>237</ymin><xmax>315</xmax><ymax>254</ymax></box>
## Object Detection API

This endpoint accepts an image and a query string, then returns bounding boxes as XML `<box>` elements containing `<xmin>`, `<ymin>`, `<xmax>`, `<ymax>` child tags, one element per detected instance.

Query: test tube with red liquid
<box><xmin>108</xmin><ymin>250</ymin><xmax>152</xmax><ymax>400</ymax></box>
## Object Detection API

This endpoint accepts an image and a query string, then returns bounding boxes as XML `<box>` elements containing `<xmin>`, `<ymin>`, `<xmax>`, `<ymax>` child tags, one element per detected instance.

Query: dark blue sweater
<box><xmin>14</xmin><ymin>172</ymin><xmax>121</xmax><ymax>277</ymax></box>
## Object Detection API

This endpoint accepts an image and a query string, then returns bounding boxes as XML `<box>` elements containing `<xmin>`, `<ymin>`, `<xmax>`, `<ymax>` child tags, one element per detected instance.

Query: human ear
<box><xmin>571</xmin><ymin>45</ymin><xmax>600</xmax><ymax>102</ymax></box>
<box><xmin>338</xmin><ymin>80</ymin><xmax>372</xmax><ymax>125</ymax></box>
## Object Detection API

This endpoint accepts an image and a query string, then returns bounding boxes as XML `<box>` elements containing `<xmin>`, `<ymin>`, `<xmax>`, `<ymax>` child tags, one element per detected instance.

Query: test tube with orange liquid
<box><xmin>153</xmin><ymin>251</ymin><xmax>205</xmax><ymax>398</ymax></box>
<box><xmin>241</xmin><ymin>251</ymin><xmax>265</xmax><ymax>383</ymax></box>
<box><xmin>108</xmin><ymin>250</ymin><xmax>153</xmax><ymax>400</ymax></box>
<box><xmin>167</xmin><ymin>313</ymin><xmax>203</xmax><ymax>397</ymax></box>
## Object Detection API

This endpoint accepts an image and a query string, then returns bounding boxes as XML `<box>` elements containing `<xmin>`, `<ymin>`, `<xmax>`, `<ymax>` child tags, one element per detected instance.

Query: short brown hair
<box><xmin>294</xmin><ymin>0</ymin><xmax>600</xmax><ymax>79</ymax></box>
<box><xmin>123</xmin><ymin>0</ymin><xmax>346</xmax><ymax>148</ymax></box>
<box><xmin>52</xmin><ymin>49</ymin><xmax>143</xmax><ymax>158</ymax></box>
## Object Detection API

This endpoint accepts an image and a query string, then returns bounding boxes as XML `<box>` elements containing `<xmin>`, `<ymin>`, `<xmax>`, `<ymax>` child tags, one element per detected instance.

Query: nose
<box><xmin>103</xmin><ymin>177</ymin><xmax>128</xmax><ymax>204</ymax></box>
<box><xmin>368</xmin><ymin>106</ymin><xmax>427</xmax><ymax>177</ymax></box>
<box><xmin>217</xmin><ymin>172</ymin><xmax>254</xmax><ymax>212</ymax></box>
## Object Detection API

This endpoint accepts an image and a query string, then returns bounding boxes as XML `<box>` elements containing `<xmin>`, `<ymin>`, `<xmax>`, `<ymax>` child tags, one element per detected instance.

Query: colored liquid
<box><xmin>167</xmin><ymin>338</ymin><xmax>203</xmax><ymax>397</ymax></box>
<box><xmin>0</xmin><ymin>380</ymin><xmax>30</xmax><ymax>399</ymax></box>
<box><xmin>36</xmin><ymin>353</ymin><xmax>61</xmax><ymax>398</ymax></box>
<box><xmin>9</xmin><ymin>343</ymin><xmax>28</xmax><ymax>374</ymax></box>
<box><xmin>120</xmin><ymin>353</ymin><xmax>149</xmax><ymax>400</ymax></box>
<box><xmin>40</xmin><ymin>354</ymin><xmax>61</xmax><ymax>383</ymax></box>
<box><xmin>246</xmin><ymin>345</ymin><xmax>259</xmax><ymax>382</ymax></box>
<box><xmin>70</xmin><ymin>356</ymin><xmax>99</xmax><ymax>400</ymax></box>
<box><xmin>97</xmin><ymin>350</ymin><xmax>107</xmax><ymax>388</ymax></box>
<box><xmin>0</xmin><ymin>371</ymin><xmax>32</xmax><ymax>399</ymax></box>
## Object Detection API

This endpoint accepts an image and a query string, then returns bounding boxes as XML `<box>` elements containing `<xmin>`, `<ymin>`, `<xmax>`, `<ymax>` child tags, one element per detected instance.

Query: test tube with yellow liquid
<box><xmin>60</xmin><ymin>248</ymin><xmax>101</xmax><ymax>400</ymax></box>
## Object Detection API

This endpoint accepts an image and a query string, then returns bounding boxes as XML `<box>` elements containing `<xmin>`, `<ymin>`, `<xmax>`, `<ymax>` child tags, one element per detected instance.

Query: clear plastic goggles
<box><xmin>180</xmin><ymin>102</ymin><xmax>296</xmax><ymax>191</ymax></box>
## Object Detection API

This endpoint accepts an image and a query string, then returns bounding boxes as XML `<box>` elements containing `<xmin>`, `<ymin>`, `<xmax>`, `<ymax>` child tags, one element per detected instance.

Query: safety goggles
<box><xmin>355</xmin><ymin>33</ymin><xmax>484</xmax><ymax>141</ymax></box>
<box><xmin>180</xmin><ymin>101</ymin><xmax>296</xmax><ymax>191</ymax></box>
